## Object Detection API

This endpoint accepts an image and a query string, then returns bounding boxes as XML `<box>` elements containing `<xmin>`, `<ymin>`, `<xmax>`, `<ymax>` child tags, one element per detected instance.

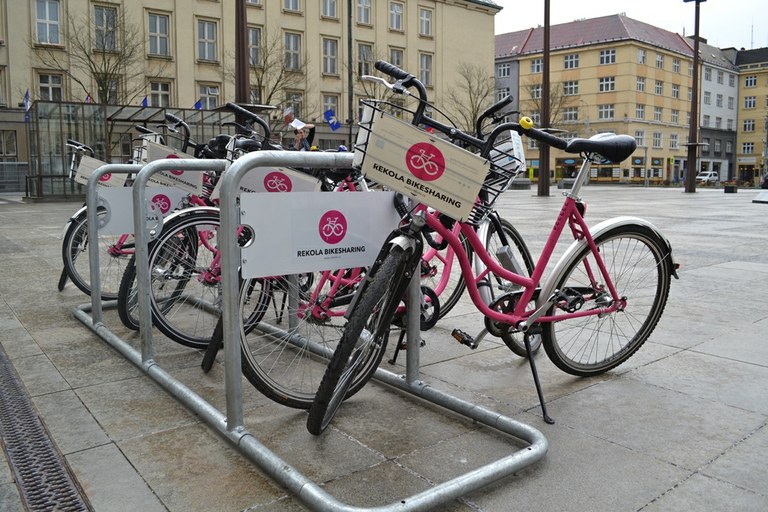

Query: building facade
<box><xmin>735</xmin><ymin>47</ymin><xmax>768</xmax><ymax>185</ymax></box>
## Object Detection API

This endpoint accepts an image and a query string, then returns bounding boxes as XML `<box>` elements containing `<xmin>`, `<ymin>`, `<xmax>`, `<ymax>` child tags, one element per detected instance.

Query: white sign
<box><xmin>210</xmin><ymin>166</ymin><xmax>321</xmax><ymax>200</ymax></box>
<box><xmin>97</xmin><ymin>187</ymin><xmax>190</xmax><ymax>235</ymax></box>
<box><xmin>74</xmin><ymin>156</ymin><xmax>128</xmax><ymax>188</ymax></box>
<box><xmin>145</xmin><ymin>141</ymin><xmax>203</xmax><ymax>194</ymax></box>
<box><xmin>240</xmin><ymin>191</ymin><xmax>399</xmax><ymax>278</ymax></box>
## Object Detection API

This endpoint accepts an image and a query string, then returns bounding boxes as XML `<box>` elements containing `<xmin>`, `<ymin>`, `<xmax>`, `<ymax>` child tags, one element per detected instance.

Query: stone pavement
<box><xmin>1</xmin><ymin>185</ymin><xmax>767</xmax><ymax>511</ymax></box>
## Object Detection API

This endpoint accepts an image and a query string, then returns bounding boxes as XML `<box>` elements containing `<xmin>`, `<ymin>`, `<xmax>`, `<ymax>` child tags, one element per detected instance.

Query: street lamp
<box><xmin>579</xmin><ymin>99</ymin><xmax>591</xmax><ymax>136</ymax></box>
<box><xmin>684</xmin><ymin>0</ymin><xmax>706</xmax><ymax>193</ymax></box>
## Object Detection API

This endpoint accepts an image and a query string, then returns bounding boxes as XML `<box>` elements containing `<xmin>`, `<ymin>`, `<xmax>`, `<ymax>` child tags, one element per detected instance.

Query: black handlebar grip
<box><xmin>225</xmin><ymin>102</ymin><xmax>254</xmax><ymax>119</ymax></box>
<box><xmin>526</xmin><ymin>128</ymin><xmax>569</xmax><ymax>150</ymax></box>
<box><xmin>165</xmin><ymin>113</ymin><xmax>183</xmax><ymax>124</ymax></box>
<box><xmin>374</xmin><ymin>60</ymin><xmax>410</xmax><ymax>80</ymax></box>
<box><xmin>135</xmin><ymin>125</ymin><xmax>155</xmax><ymax>134</ymax></box>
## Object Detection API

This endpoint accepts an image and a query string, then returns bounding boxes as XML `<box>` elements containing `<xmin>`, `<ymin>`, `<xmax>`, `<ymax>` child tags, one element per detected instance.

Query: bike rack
<box><xmin>73</xmin><ymin>153</ymin><xmax>548</xmax><ymax>511</ymax></box>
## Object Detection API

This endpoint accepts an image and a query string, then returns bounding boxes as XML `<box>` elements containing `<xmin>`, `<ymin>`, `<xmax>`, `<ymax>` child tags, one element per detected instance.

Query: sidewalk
<box><xmin>1</xmin><ymin>186</ymin><xmax>767</xmax><ymax>511</ymax></box>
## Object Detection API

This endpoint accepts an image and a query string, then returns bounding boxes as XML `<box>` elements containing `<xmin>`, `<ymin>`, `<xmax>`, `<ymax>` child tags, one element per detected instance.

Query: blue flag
<box><xmin>24</xmin><ymin>89</ymin><xmax>30</xmax><ymax>122</ymax></box>
<box><xmin>194</xmin><ymin>99</ymin><xmax>203</xmax><ymax>110</ymax></box>
<box><xmin>324</xmin><ymin>109</ymin><xmax>341</xmax><ymax>131</ymax></box>
<box><xmin>141</xmin><ymin>96</ymin><xmax>148</xmax><ymax>108</ymax></box>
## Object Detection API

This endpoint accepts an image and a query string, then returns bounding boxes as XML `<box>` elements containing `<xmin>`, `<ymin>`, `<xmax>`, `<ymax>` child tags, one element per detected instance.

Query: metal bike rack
<box><xmin>73</xmin><ymin>153</ymin><xmax>548</xmax><ymax>511</ymax></box>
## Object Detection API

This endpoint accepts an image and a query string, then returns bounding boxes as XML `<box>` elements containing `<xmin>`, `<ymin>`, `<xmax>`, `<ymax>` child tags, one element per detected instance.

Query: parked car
<box><xmin>696</xmin><ymin>170</ymin><xmax>719</xmax><ymax>184</ymax></box>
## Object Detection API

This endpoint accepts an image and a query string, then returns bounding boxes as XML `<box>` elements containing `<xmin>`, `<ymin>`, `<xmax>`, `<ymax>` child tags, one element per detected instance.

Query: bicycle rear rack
<box><xmin>73</xmin><ymin>153</ymin><xmax>548</xmax><ymax>511</ymax></box>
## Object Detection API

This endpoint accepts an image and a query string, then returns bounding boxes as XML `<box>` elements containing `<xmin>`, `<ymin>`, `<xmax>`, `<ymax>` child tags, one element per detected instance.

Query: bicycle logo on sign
<box><xmin>151</xmin><ymin>193</ymin><xmax>172</xmax><ymax>215</ymax></box>
<box><xmin>165</xmin><ymin>153</ymin><xmax>183</xmax><ymax>175</ymax></box>
<box><xmin>264</xmin><ymin>171</ymin><xmax>292</xmax><ymax>192</ymax></box>
<box><xmin>99</xmin><ymin>173</ymin><xmax>112</xmax><ymax>182</ymax></box>
<box><xmin>406</xmin><ymin>142</ymin><xmax>445</xmax><ymax>181</ymax></box>
<box><xmin>318</xmin><ymin>210</ymin><xmax>347</xmax><ymax>244</ymax></box>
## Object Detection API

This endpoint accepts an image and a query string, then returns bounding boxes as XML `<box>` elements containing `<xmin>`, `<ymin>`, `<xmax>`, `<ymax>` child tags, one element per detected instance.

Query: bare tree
<box><xmin>521</xmin><ymin>79</ymin><xmax>577</xmax><ymax>130</ymax></box>
<box><xmin>444</xmin><ymin>62</ymin><xmax>497</xmax><ymax>134</ymax></box>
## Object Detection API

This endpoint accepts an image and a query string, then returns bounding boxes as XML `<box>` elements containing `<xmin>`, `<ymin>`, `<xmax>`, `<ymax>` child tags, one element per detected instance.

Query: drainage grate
<box><xmin>0</xmin><ymin>344</ymin><xmax>92</xmax><ymax>511</ymax></box>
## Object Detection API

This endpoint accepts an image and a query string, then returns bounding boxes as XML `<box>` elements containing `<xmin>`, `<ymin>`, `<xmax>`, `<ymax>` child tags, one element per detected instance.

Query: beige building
<box><xmin>735</xmin><ymin>48</ymin><xmax>768</xmax><ymax>184</ymax></box>
<box><xmin>0</xmin><ymin>0</ymin><xmax>501</xmax><ymax>195</ymax></box>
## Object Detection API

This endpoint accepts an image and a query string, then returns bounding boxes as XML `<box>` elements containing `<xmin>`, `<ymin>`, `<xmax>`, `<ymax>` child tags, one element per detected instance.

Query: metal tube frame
<box><xmin>74</xmin><ymin>152</ymin><xmax>548</xmax><ymax>511</ymax></box>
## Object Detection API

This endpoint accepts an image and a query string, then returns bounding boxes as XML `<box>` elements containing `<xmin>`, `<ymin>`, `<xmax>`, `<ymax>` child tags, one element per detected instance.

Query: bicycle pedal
<box><xmin>451</xmin><ymin>329</ymin><xmax>478</xmax><ymax>350</ymax></box>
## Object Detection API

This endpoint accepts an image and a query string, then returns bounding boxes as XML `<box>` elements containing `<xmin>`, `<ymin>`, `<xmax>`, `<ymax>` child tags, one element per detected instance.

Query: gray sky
<box><xmin>494</xmin><ymin>0</ymin><xmax>766</xmax><ymax>51</ymax></box>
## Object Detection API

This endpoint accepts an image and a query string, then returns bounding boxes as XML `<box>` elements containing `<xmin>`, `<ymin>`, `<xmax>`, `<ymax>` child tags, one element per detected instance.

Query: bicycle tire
<box><xmin>307</xmin><ymin>244</ymin><xmax>414</xmax><ymax>435</ymax></box>
<box><xmin>61</xmin><ymin>209</ymin><xmax>134</xmax><ymax>300</ymax></box>
<box><xmin>117</xmin><ymin>256</ymin><xmax>140</xmax><ymax>330</ymax></box>
<box><xmin>541</xmin><ymin>224</ymin><xmax>672</xmax><ymax>376</ymax></box>
<box><xmin>421</xmin><ymin>232</ymin><xmax>470</xmax><ymax>319</ymax></box>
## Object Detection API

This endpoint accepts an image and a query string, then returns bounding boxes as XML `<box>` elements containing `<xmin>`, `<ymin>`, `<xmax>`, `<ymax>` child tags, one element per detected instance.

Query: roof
<box><xmin>461</xmin><ymin>0</ymin><xmax>501</xmax><ymax>11</ymax></box>
<box><xmin>496</xmin><ymin>14</ymin><xmax>693</xmax><ymax>58</ymax></box>
<box><xmin>735</xmin><ymin>47</ymin><xmax>768</xmax><ymax>66</ymax></box>
<box><xmin>688</xmin><ymin>38</ymin><xmax>739</xmax><ymax>71</ymax></box>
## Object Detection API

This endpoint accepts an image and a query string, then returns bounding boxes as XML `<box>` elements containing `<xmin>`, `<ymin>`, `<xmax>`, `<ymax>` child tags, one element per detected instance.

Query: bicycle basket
<box><xmin>354</xmin><ymin>102</ymin><xmax>489</xmax><ymax>223</ymax></box>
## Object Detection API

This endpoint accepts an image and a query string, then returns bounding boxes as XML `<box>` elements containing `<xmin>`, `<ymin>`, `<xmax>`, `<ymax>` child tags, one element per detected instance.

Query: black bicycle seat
<box><xmin>565</xmin><ymin>133</ymin><xmax>636</xmax><ymax>163</ymax></box>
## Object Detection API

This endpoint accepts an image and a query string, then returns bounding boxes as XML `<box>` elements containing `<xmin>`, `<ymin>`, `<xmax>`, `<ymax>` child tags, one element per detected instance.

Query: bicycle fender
<box><xmin>159</xmin><ymin>205</ymin><xmax>220</xmax><ymax>225</ymax></box>
<box><xmin>537</xmin><ymin>216</ymin><xmax>677</xmax><ymax>308</ymax></box>
<box><xmin>62</xmin><ymin>205</ymin><xmax>88</xmax><ymax>237</ymax></box>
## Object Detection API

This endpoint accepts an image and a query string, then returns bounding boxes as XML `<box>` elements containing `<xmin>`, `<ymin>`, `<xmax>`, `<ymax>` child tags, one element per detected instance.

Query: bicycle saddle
<box><xmin>565</xmin><ymin>133</ymin><xmax>637</xmax><ymax>163</ymax></box>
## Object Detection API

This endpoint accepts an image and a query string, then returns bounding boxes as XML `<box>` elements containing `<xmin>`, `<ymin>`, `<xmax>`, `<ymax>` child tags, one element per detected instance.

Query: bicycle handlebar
<box><xmin>134</xmin><ymin>125</ymin><xmax>156</xmax><ymax>135</ymax></box>
<box><xmin>66</xmin><ymin>139</ymin><xmax>94</xmax><ymax>155</ymax></box>
<box><xmin>224</xmin><ymin>102</ymin><xmax>271</xmax><ymax>140</ymax></box>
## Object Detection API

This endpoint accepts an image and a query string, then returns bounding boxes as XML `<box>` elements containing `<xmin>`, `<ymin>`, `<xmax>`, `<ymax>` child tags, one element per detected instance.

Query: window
<box><xmin>531</xmin><ymin>58</ymin><xmax>542</xmax><ymax>73</ymax></box>
<box><xmin>745</xmin><ymin>75</ymin><xmax>757</xmax><ymax>87</ymax></box>
<box><xmin>563</xmin><ymin>80</ymin><xmax>578</xmax><ymax>96</ymax></box>
<box><xmin>726</xmin><ymin>141</ymin><xmax>733</xmax><ymax>153</ymax></box>
<box><xmin>704</xmin><ymin>67</ymin><xmax>711</xmax><ymax>81</ymax></box>
<box><xmin>703</xmin><ymin>91</ymin><xmax>711</xmax><ymax>105</ymax></box>
<box><xmin>250</xmin><ymin>88</ymin><xmax>261</xmax><ymax>104</ymax></box>
<box><xmin>496</xmin><ymin>63</ymin><xmax>510</xmax><ymax>78</ymax></box>
<box><xmin>94</xmin><ymin>5</ymin><xmax>117</xmax><ymax>51</ymax></box>
<box><xmin>671</xmin><ymin>109</ymin><xmax>679</xmax><ymax>124</ymax></box>
<box><xmin>655</xmin><ymin>54</ymin><xmax>664</xmax><ymax>69</ymax></box>
<box><xmin>284</xmin><ymin>0</ymin><xmax>300</xmax><ymax>11</ymax></box>
<box><xmin>530</xmin><ymin>84</ymin><xmax>541</xmax><ymax>100</ymax></box>
<box><xmin>744</xmin><ymin>96</ymin><xmax>756</xmax><ymax>109</ymax></box>
<box><xmin>713</xmin><ymin>139</ymin><xmax>721</xmax><ymax>153</ymax></box>
<box><xmin>389</xmin><ymin>2</ymin><xmax>403</xmax><ymax>31</ymax></box>
<box><xmin>247</xmin><ymin>0</ymin><xmax>262</xmax><ymax>4</ymax></box>
<box><xmin>728</xmin><ymin>74</ymin><xmax>735</xmax><ymax>87</ymax></box>
<box><xmin>655</xmin><ymin>80</ymin><xmax>663</xmax><ymax>95</ymax></box>
<box><xmin>197</xmin><ymin>19</ymin><xmax>217</xmax><ymax>61</ymax></box>
<box><xmin>599</xmin><ymin>49</ymin><xmax>616</xmax><ymax>65</ymax></box>
<box><xmin>285</xmin><ymin>32</ymin><xmax>301</xmax><ymax>71</ymax></box>
<box><xmin>357</xmin><ymin>43</ymin><xmax>372</xmax><ymax>76</ymax></box>
<box><xmin>39</xmin><ymin>73</ymin><xmax>62</xmax><ymax>101</ymax></box>
<box><xmin>564</xmin><ymin>54</ymin><xmax>579</xmax><ymax>69</ymax></box>
<box><xmin>635</xmin><ymin>130</ymin><xmax>645</xmax><ymax>147</ymax></box>
<box><xmin>652</xmin><ymin>132</ymin><xmax>662</xmax><ymax>148</ymax></box>
<box><xmin>673</xmin><ymin>58</ymin><xmax>681</xmax><ymax>73</ymax></box>
<box><xmin>637</xmin><ymin>49</ymin><xmax>646</xmax><ymax>64</ymax></box>
<box><xmin>715</xmin><ymin>117</ymin><xmax>722</xmax><ymax>129</ymax></box>
<box><xmin>742</xmin><ymin>142</ymin><xmax>754</xmax><ymax>154</ymax></box>
<box><xmin>598</xmin><ymin>104</ymin><xmax>614</xmax><ymax>120</ymax></box>
<box><xmin>672</xmin><ymin>84</ymin><xmax>680</xmax><ymax>99</ymax></box>
<box><xmin>654</xmin><ymin>106</ymin><xmax>662</xmax><ymax>122</ymax></box>
<box><xmin>419</xmin><ymin>53</ymin><xmax>433</xmax><ymax>86</ymax></box>
<box><xmin>701</xmin><ymin>138</ymin><xmax>709</xmax><ymax>153</ymax></box>
<box><xmin>323</xmin><ymin>94</ymin><xmax>339</xmax><ymax>117</ymax></box>
<box><xmin>0</xmin><ymin>131</ymin><xmax>18</xmax><ymax>162</ymax></box>
<box><xmin>744</xmin><ymin>119</ymin><xmax>755</xmax><ymax>132</ymax></box>
<box><xmin>727</xmin><ymin>96</ymin><xmax>735</xmax><ymax>109</ymax></box>
<box><xmin>150</xmin><ymin>81</ymin><xmax>171</xmax><ymax>107</ymax></box>
<box><xmin>716</xmin><ymin>94</ymin><xmax>723</xmax><ymax>107</ymax></box>
<box><xmin>322</xmin><ymin>0</ymin><xmax>337</xmax><ymax>17</ymax></box>
<box><xmin>357</xmin><ymin>0</ymin><xmax>371</xmax><ymax>24</ymax></box>
<box><xmin>322</xmin><ymin>38</ymin><xmax>338</xmax><ymax>74</ymax></box>
<box><xmin>199</xmin><ymin>84</ymin><xmax>219</xmax><ymax>109</ymax></box>
<box><xmin>669</xmin><ymin>133</ymin><xmax>679</xmax><ymax>149</ymax></box>
<box><xmin>598</xmin><ymin>77</ymin><xmax>615</xmax><ymax>92</ymax></box>
<box><xmin>390</xmin><ymin>47</ymin><xmax>403</xmax><ymax>68</ymax></box>
<box><xmin>717</xmin><ymin>70</ymin><xmax>724</xmax><ymax>84</ymax></box>
<box><xmin>248</xmin><ymin>27</ymin><xmax>261</xmax><ymax>66</ymax></box>
<box><xmin>702</xmin><ymin>115</ymin><xmax>710</xmax><ymax>127</ymax></box>
<box><xmin>286</xmin><ymin>92</ymin><xmax>303</xmax><ymax>119</ymax></box>
<box><xmin>562</xmin><ymin>107</ymin><xmax>578</xmax><ymax>122</ymax></box>
<box><xmin>688</xmin><ymin>87</ymin><xmax>692</xmax><ymax>101</ymax></box>
<box><xmin>36</xmin><ymin>0</ymin><xmax>60</xmax><ymax>44</ymax></box>
<box><xmin>419</xmin><ymin>9</ymin><xmax>432</xmax><ymax>36</ymax></box>
<box><xmin>496</xmin><ymin>87</ymin><xmax>510</xmax><ymax>102</ymax></box>
<box><xmin>636</xmin><ymin>104</ymin><xmax>645</xmax><ymax>119</ymax></box>
<box><xmin>636</xmin><ymin>77</ymin><xmax>645</xmax><ymax>92</ymax></box>
<box><xmin>148</xmin><ymin>13</ymin><xmax>170</xmax><ymax>56</ymax></box>
<box><xmin>727</xmin><ymin>119</ymin><xmax>733</xmax><ymax>130</ymax></box>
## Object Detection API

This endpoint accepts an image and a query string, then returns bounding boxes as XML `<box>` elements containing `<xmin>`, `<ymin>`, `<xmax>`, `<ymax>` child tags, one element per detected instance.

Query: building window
<box><xmin>702</xmin><ymin>115</ymin><xmax>710</xmax><ymax>127</ymax></box>
<box><xmin>563</xmin><ymin>81</ymin><xmax>578</xmax><ymax>96</ymax></box>
<box><xmin>654</xmin><ymin>106</ymin><xmax>662</xmax><ymax>122</ymax></box>
<box><xmin>389</xmin><ymin>2</ymin><xmax>403</xmax><ymax>31</ymax></box>
<box><xmin>669</xmin><ymin>133</ymin><xmax>679</xmax><ymax>149</ymax></box>
<box><xmin>284</xmin><ymin>0</ymin><xmax>300</xmax><ymax>11</ymax></box>
<box><xmin>713</xmin><ymin>139</ymin><xmax>721</xmax><ymax>153</ymax></box>
<box><xmin>597</xmin><ymin>104</ymin><xmax>614</xmax><ymax>120</ymax></box>
<box><xmin>671</xmin><ymin>109</ymin><xmax>679</xmax><ymax>124</ymax></box>
<box><xmin>743</xmin><ymin>119</ymin><xmax>755</xmax><ymax>132</ymax></box>
<box><xmin>358</xmin><ymin>43</ymin><xmax>372</xmax><ymax>76</ymax></box>
<box><xmin>531</xmin><ymin>58</ymin><xmax>542</xmax><ymax>73</ymax></box>
<box><xmin>285</xmin><ymin>32</ymin><xmax>301</xmax><ymax>71</ymax></box>
<box><xmin>562</xmin><ymin>107</ymin><xmax>578</xmax><ymax>122</ymax></box>
<box><xmin>744</xmin><ymin>96</ymin><xmax>756</xmax><ymax>109</ymax></box>
<box><xmin>323</xmin><ymin>94</ymin><xmax>338</xmax><ymax>116</ymax></box>
<box><xmin>250</xmin><ymin>87</ymin><xmax>261</xmax><ymax>103</ymax></box>
<box><xmin>322</xmin><ymin>0</ymin><xmax>337</xmax><ymax>18</ymax></box>
<box><xmin>244</xmin><ymin>28</ymin><xmax>260</xmax><ymax>67</ymax></box>
<box><xmin>322</xmin><ymin>38</ymin><xmax>338</xmax><ymax>75</ymax></box>
<box><xmin>634</xmin><ymin>130</ymin><xmax>645</xmax><ymax>147</ymax></box>
<box><xmin>246</xmin><ymin>0</ymin><xmax>262</xmax><ymax>4</ymax></box>
<box><xmin>745</xmin><ymin>75</ymin><xmax>757</xmax><ymax>87</ymax></box>
<box><xmin>717</xmin><ymin>70</ymin><xmax>724</xmax><ymax>84</ymax></box>
<box><xmin>39</xmin><ymin>73</ymin><xmax>63</xmax><ymax>101</ymax></box>
<box><xmin>703</xmin><ymin>91</ymin><xmax>711</xmax><ymax>105</ymax></box>
<box><xmin>564</xmin><ymin>53</ymin><xmax>579</xmax><ymax>69</ymax></box>
<box><xmin>688</xmin><ymin>87</ymin><xmax>692</xmax><ymax>101</ymax></box>
<box><xmin>419</xmin><ymin>53</ymin><xmax>432</xmax><ymax>86</ymax></box>
<box><xmin>497</xmin><ymin>63</ymin><xmax>510</xmax><ymax>78</ymax></box>
<box><xmin>94</xmin><ymin>5</ymin><xmax>118</xmax><ymax>51</ymax></box>
<box><xmin>652</xmin><ymin>132</ymin><xmax>662</xmax><ymax>148</ymax></box>
<box><xmin>726</xmin><ymin>141</ymin><xmax>733</xmax><ymax>153</ymax></box>
<box><xmin>286</xmin><ymin>92</ymin><xmax>303</xmax><ymax>119</ymax></box>
<box><xmin>673</xmin><ymin>58</ymin><xmax>681</xmax><ymax>73</ymax></box>
<box><xmin>419</xmin><ymin>9</ymin><xmax>432</xmax><ymax>36</ymax></box>
<box><xmin>672</xmin><ymin>84</ymin><xmax>680</xmax><ymax>99</ymax></box>
<box><xmin>716</xmin><ymin>94</ymin><xmax>723</xmax><ymax>107</ymax></box>
<box><xmin>150</xmin><ymin>81</ymin><xmax>171</xmax><ymax>107</ymax></box>
<box><xmin>496</xmin><ymin>87</ymin><xmax>509</xmax><ymax>102</ymax></box>
<box><xmin>728</xmin><ymin>74</ymin><xmax>735</xmax><ymax>87</ymax></box>
<box><xmin>599</xmin><ymin>49</ymin><xmax>616</xmax><ymax>65</ymax></box>
<box><xmin>199</xmin><ymin>84</ymin><xmax>219</xmax><ymax>109</ymax></box>
<box><xmin>727</xmin><ymin>96</ymin><xmax>735</xmax><ymax>109</ymax></box>
<box><xmin>598</xmin><ymin>77</ymin><xmax>615</xmax><ymax>92</ymax></box>
<box><xmin>704</xmin><ymin>67</ymin><xmax>712</xmax><ymax>81</ymax></box>
<box><xmin>742</xmin><ymin>142</ymin><xmax>754</xmax><ymax>154</ymax></box>
<box><xmin>655</xmin><ymin>80</ymin><xmax>663</xmax><ymax>95</ymax></box>
<box><xmin>637</xmin><ymin>49</ymin><xmax>646</xmax><ymax>64</ymax></box>
<box><xmin>390</xmin><ymin>47</ymin><xmax>403</xmax><ymax>68</ymax></box>
<box><xmin>36</xmin><ymin>0</ymin><xmax>60</xmax><ymax>44</ymax></box>
<box><xmin>197</xmin><ymin>19</ymin><xmax>217</xmax><ymax>61</ymax></box>
<box><xmin>636</xmin><ymin>104</ymin><xmax>645</xmax><ymax>119</ymax></box>
<box><xmin>655</xmin><ymin>54</ymin><xmax>664</xmax><ymax>69</ymax></box>
<box><xmin>530</xmin><ymin>84</ymin><xmax>541</xmax><ymax>100</ymax></box>
<box><xmin>636</xmin><ymin>77</ymin><xmax>645</xmax><ymax>92</ymax></box>
<box><xmin>357</xmin><ymin>0</ymin><xmax>371</xmax><ymax>24</ymax></box>
<box><xmin>715</xmin><ymin>117</ymin><xmax>722</xmax><ymax>129</ymax></box>
<box><xmin>0</xmin><ymin>130</ymin><xmax>18</xmax><ymax>162</ymax></box>
<box><xmin>148</xmin><ymin>13</ymin><xmax>170</xmax><ymax>56</ymax></box>
<box><xmin>727</xmin><ymin>119</ymin><xmax>733</xmax><ymax>130</ymax></box>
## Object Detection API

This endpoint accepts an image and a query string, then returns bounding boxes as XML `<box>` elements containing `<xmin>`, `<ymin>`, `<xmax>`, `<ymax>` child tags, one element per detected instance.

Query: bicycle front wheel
<box><xmin>541</xmin><ymin>224</ymin><xmax>673</xmax><ymax>376</ymax></box>
<box><xmin>307</xmin><ymin>245</ymin><xmax>414</xmax><ymax>435</ymax></box>
<box><xmin>421</xmin><ymin>232</ymin><xmax>470</xmax><ymax>319</ymax></box>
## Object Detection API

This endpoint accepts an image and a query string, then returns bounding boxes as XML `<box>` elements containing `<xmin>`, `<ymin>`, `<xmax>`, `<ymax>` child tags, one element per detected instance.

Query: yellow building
<box><xmin>735</xmin><ymin>48</ymin><xmax>768</xmax><ymax>185</ymax></box>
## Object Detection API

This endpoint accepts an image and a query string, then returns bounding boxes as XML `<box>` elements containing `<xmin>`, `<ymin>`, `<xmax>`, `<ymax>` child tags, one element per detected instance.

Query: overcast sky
<box><xmin>494</xmin><ymin>0</ymin><xmax>767</xmax><ymax>51</ymax></box>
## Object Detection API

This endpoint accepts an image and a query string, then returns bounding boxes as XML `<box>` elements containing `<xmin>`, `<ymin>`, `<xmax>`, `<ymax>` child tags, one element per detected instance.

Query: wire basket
<box><xmin>354</xmin><ymin>101</ymin><xmax>524</xmax><ymax>225</ymax></box>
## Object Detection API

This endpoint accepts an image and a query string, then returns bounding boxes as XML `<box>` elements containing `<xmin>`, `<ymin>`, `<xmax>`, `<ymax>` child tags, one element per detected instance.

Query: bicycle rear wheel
<box><xmin>307</xmin><ymin>244</ymin><xmax>414</xmax><ymax>435</ymax></box>
<box><xmin>62</xmin><ymin>209</ymin><xmax>134</xmax><ymax>300</ymax></box>
<box><xmin>541</xmin><ymin>224</ymin><xmax>673</xmax><ymax>376</ymax></box>
<box><xmin>421</xmin><ymin>232</ymin><xmax>470</xmax><ymax>319</ymax></box>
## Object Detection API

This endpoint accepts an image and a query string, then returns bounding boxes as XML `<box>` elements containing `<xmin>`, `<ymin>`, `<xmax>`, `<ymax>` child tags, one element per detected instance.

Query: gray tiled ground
<box><xmin>1</xmin><ymin>185</ymin><xmax>767</xmax><ymax>511</ymax></box>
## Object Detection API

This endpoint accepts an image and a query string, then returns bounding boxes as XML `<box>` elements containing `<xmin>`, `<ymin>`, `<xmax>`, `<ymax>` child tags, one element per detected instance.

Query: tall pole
<box><xmin>537</xmin><ymin>0</ymin><xmax>551</xmax><ymax>196</ymax></box>
<box><xmin>685</xmin><ymin>0</ymin><xmax>704</xmax><ymax>193</ymax></box>
<box><xmin>347</xmin><ymin>0</ymin><xmax>354</xmax><ymax>147</ymax></box>
<box><xmin>234</xmin><ymin>0</ymin><xmax>249</xmax><ymax>104</ymax></box>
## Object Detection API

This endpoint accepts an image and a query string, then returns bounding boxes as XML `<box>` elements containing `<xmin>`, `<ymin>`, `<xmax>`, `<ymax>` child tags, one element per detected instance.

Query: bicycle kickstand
<box><xmin>388</xmin><ymin>329</ymin><xmax>408</xmax><ymax>365</ymax></box>
<box><xmin>525</xmin><ymin>334</ymin><xmax>555</xmax><ymax>425</ymax></box>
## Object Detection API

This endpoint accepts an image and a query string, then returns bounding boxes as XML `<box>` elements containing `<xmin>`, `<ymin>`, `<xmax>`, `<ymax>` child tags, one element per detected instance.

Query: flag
<box><xmin>141</xmin><ymin>96</ymin><xmax>148</xmax><ymax>108</ymax></box>
<box><xmin>324</xmin><ymin>109</ymin><xmax>341</xmax><ymax>131</ymax></box>
<box><xmin>85</xmin><ymin>94</ymin><xmax>92</xmax><ymax>104</ymax></box>
<box><xmin>23</xmin><ymin>89</ymin><xmax>30</xmax><ymax>122</ymax></box>
<box><xmin>283</xmin><ymin>106</ymin><xmax>294</xmax><ymax>124</ymax></box>
<box><xmin>194</xmin><ymin>99</ymin><xmax>203</xmax><ymax>110</ymax></box>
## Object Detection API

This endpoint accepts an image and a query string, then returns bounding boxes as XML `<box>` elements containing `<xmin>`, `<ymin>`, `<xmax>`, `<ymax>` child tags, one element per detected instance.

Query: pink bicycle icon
<box><xmin>318</xmin><ymin>210</ymin><xmax>347</xmax><ymax>244</ymax></box>
<box><xmin>265</xmin><ymin>175</ymin><xmax>289</xmax><ymax>192</ymax></box>
<box><xmin>151</xmin><ymin>194</ymin><xmax>172</xmax><ymax>214</ymax></box>
<box><xmin>409</xmin><ymin>148</ymin><xmax>441</xmax><ymax>176</ymax></box>
<box><xmin>321</xmin><ymin>217</ymin><xmax>345</xmax><ymax>238</ymax></box>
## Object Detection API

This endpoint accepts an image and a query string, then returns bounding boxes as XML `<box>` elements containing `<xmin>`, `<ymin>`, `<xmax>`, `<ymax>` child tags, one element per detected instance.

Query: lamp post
<box><xmin>642</xmin><ymin>145</ymin><xmax>650</xmax><ymax>187</ymax></box>
<box><xmin>684</xmin><ymin>0</ymin><xmax>706</xmax><ymax>193</ymax></box>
